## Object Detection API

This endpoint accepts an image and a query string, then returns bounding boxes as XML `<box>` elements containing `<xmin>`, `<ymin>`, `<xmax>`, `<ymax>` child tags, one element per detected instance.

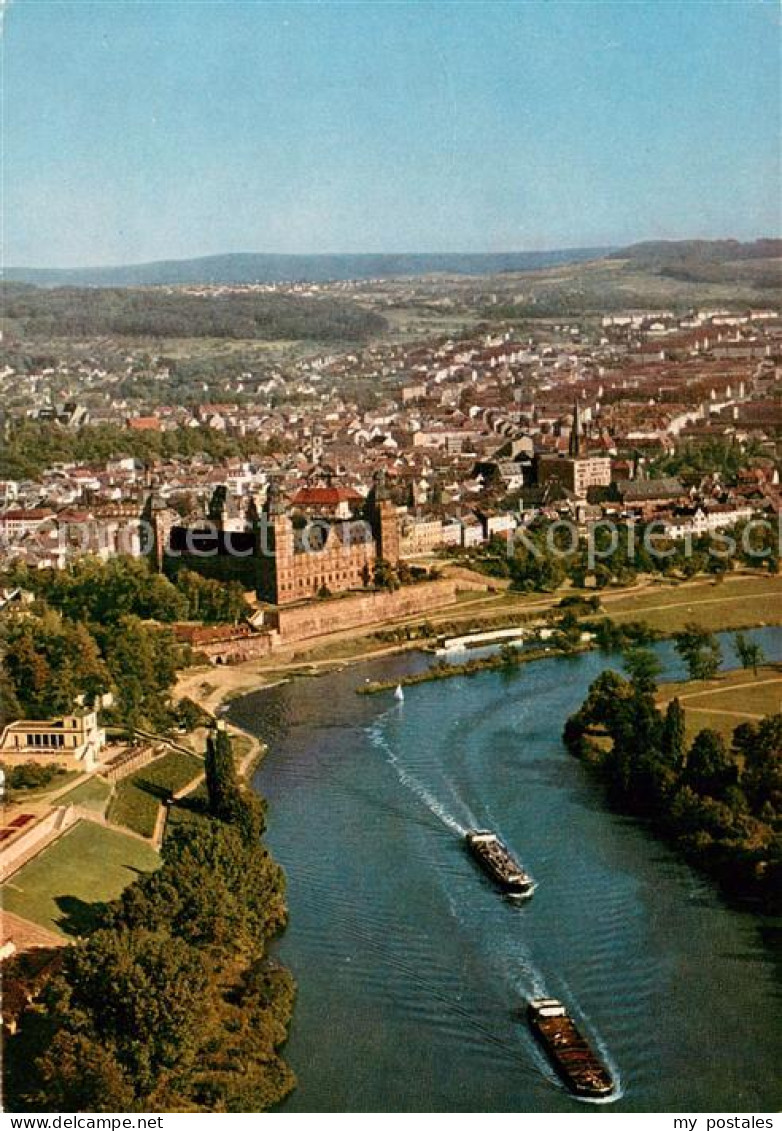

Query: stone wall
<box><xmin>1</xmin><ymin>806</ymin><xmax>76</xmax><ymax>880</ymax></box>
<box><xmin>272</xmin><ymin>578</ymin><xmax>485</xmax><ymax>646</ymax></box>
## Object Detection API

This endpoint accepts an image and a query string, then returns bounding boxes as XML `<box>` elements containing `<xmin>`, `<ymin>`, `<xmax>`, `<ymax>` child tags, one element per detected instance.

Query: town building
<box><xmin>536</xmin><ymin>403</ymin><xmax>612</xmax><ymax>498</ymax></box>
<box><xmin>0</xmin><ymin>709</ymin><xmax>106</xmax><ymax>771</ymax></box>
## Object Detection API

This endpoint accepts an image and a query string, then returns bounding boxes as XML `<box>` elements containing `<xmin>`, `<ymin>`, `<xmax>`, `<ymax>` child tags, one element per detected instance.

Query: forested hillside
<box><xmin>1</xmin><ymin>284</ymin><xmax>387</xmax><ymax>342</ymax></box>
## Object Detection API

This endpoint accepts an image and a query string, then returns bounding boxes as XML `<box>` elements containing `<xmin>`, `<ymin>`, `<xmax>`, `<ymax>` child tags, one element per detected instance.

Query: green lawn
<box><xmin>3</xmin><ymin>821</ymin><xmax>159</xmax><ymax>937</ymax></box>
<box><xmin>658</xmin><ymin>666</ymin><xmax>782</xmax><ymax>744</ymax></box>
<box><xmin>108</xmin><ymin>750</ymin><xmax>203</xmax><ymax>838</ymax></box>
<box><xmin>58</xmin><ymin>776</ymin><xmax>112</xmax><ymax>814</ymax></box>
<box><xmin>604</xmin><ymin>576</ymin><xmax>782</xmax><ymax>634</ymax></box>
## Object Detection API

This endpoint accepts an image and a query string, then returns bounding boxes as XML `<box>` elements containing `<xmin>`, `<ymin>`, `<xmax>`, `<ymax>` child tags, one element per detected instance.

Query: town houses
<box><xmin>1</xmin><ymin>301</ymin><xmax>780</xmax><ymax>589</ymax></box>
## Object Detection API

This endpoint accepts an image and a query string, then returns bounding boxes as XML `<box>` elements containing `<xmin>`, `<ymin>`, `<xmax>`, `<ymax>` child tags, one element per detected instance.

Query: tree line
<box><xmin>0</xmin><ymin>420</ymin><xmax>294</xmax><ymax>480</ymax></box>
<box><xmin>2</xmin><ymin>284</ymin><xmax>387</xmax><ymax>343</ymax></box>
<box><xmin>444</xmin><ymin>517</ymin><xmax>778</xmax><ymax>592</ymax></box>
<box><xmin>1</xmin><ymin>559</ymin><xmax>249</xmax><ymax>732</ymax></box>
<box><xmin>563</xmin><ymin>631</ymin><xmax>780</xmax><ymax>911</ymax></box>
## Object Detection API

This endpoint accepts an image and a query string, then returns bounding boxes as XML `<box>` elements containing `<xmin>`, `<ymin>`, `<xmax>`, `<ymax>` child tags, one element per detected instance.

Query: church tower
<box><xmin>569</xmin><ymin>400</ymin><xmax>585</xmax><ymax>458</ymax></box>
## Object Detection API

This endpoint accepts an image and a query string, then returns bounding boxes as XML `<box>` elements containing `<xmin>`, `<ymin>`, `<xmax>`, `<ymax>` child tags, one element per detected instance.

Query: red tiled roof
<box><xmin>0</xmin><ymin>509</ymin><xmax>55</xmax><ymax>521</ymax></box>
<box><xmin>290</xmin><ymin>486</ymin><xmax>362</xmax><ymax>506</ymax></box>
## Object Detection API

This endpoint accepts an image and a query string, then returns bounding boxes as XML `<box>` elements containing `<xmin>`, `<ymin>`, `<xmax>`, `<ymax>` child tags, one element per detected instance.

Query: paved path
<box><xmin>685</xmin><ymin>706</ymin><xmax>765</xmax><ymax>720</ymax></box>
<box><xmin>677</xmin><ymin>676</ymin><xmax>782</xmax><ymax>701</ymax></box>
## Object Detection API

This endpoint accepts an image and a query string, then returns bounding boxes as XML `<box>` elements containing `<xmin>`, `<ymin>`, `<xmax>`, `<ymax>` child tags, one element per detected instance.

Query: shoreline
<box><xmin>173</xmin><ymin>573</ymin><xmax>780</xmax><ymax>717</ymax></box>
<box><xmin>177</xmin><ymin>598</ymin><xmax>781</xmax><ymax>718</ymax></box>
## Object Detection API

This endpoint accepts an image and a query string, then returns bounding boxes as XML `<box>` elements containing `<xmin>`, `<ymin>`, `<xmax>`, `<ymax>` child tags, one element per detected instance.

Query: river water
<box><xmin>228</xmin><ymin>628</ymin><xmax>782</xmax><ymax>1112</ymax></box>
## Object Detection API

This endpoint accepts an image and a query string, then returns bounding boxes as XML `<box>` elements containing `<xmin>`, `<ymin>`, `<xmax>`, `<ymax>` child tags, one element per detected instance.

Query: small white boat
<box><xmin>394</xmin><ymin>684</ymin><xmax>405</xmax><ymax>701</ymax></box>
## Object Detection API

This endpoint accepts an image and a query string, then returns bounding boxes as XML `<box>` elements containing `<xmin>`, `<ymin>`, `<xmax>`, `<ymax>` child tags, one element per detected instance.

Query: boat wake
<box><xmin>365</xmin><ymin>717</ymin><xmax>475</xmax><ymax>836</ymax></box>
<box><xmin>550</xmin><ymin>978</ymin><xmax>625</xmax><ymax>1105</ymax></box>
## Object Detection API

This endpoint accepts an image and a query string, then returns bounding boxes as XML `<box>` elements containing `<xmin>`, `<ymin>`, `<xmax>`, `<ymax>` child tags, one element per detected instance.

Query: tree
<box><xmin>674</xmin><ymin>623</ymin><xmax>723</xmax><ymax>681</ymax></box>
<box><xmin>25</xmin><ymin>1033</ymin><xmax>135</xmax><ymax>1113</ymax></box>
<box><xmin>33</xmin><ymin>929</ymin><xmax>209</xmax><ymax>1105</ymax></box>
<box><xmin>734</xmin><ymin>714</ymin><xmax>782</xmax><ymax>815</ymax></box>
<box><xmin>205</xmin><ymin>723</ymin><xmax>241</xmax><ymax>821</ymax></box>
<box><xmin>685</xmin><ymin>728</ymin><xmax>737</xmax><ymax>800</ymax></box>
<box><xmin>734</xmin><ymin>632</ymin><xmax>763</xmax><ymax>677</ymax></box>
<box><xmin>623</xmin><ymin>647</ymin><xmax>663</xmax><ymax>695</ymax></box>
<box><xmin>373</xmin><ymin>559</ymin><xmax>399</xmax><ymax>591</ymax></box>
<box><xmin>661</xmin><ymin>698</ymin><xmax>687</xmax><ymax>770</ymax></box>
<box><xmin>204</xmin><ymin>724</ymin><xmax>266</xmax><ymax>844</ymax></box>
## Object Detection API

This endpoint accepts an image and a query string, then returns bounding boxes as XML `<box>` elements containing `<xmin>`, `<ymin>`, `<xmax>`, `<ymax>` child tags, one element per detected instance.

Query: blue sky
<box><xmin>4</xmin><ymin>0</ymin><xmax>780</xmax><ymax>266</ymax></box>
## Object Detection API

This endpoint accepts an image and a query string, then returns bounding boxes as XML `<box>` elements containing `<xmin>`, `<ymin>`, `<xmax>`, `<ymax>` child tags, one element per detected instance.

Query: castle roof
<box><xmin>290</xmin><ymin>486</ymin><xmax>362</xmax><ymax>507</ymax></box>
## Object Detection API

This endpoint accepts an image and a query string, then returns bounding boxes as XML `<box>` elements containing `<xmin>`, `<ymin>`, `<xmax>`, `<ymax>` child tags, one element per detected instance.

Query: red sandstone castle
<box><xmin>144</xmin><ymin>470</ymin><xmax>400</xmax><ymax>607</ymax></box>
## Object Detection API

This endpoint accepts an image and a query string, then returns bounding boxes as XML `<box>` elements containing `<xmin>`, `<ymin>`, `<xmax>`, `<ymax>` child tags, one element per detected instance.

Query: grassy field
<box><xmin>657</xmin><ymin>665</ymin><xmax>782</xmax><ymax>744</ymax></box>
<box><xmin>603</xmin><ymin>575</ymin><xmax>782</xmax><ymax>634</ymax></box>
<box><xmin>58</xmin><ymin>776</ymin><xmax>112</xmax><ymax>814</ymax></box>
<box><xmin>165</xmin><ymin>781</ymin><xmax>210</xmax><ymax>837</ymax></box>
<box><xmin>3</xmin><ymin>821</ymin><xmax>159</xmax><ymax>936</ymax></box>
<box><xmin>108</xmin><ymin>750</ymin><xmax>203</xmax><ymax>838</ymax></box>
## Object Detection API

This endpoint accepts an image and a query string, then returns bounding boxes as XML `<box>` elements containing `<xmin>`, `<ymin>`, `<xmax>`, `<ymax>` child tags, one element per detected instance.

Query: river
<box><xmin>228</xmin><ymin>628</ymin><xmax>782</xmax><ymax>1112</ymax></box>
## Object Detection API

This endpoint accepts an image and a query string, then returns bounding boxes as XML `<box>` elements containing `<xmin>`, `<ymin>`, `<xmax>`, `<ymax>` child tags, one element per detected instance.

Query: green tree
<box><xmin>373</xmin><ymin>559</ymin><xmax>399</xmax><ymax>591</ymax></box>
<box><xmin>674</xmin><ymin>623</ymin><xmax>723</xmax><ymax>681</ymax></box>
<box><xmin>661</xmin><ymin>698</ymin><xmax>687</xmax><ymax>769</ymax></box>
<box><xmin>733</xmin><ymin>714</ymin><xmax>782</xmax><ymax>815</ymax></box>
<box><xmin>205</xmin><ymin>723</ymin><xmax>241</xmax><ymax>821</ymax></box>
<box><xmin>623</xmin><ymin>647</ymin><xmax>663</xmax><ymax>695</ymax></box>
<box><xmin>685</xmin><ymin>728</ymin><xmax>737</xmax><ymax>800</ymax></box>
<box><xmin>734</xmin><ymin>632</ymin><xmax>763</xmax><ymax>677</ymax></box>
<box><xmin>37</xmin><ymin>930</ymin><xmax>209</xmax><ymax>1102</ymax></box>
<box><xmin>24</xmin><ymin>1033</ymin><xmax>135</xmax><ymax>1113</ymax></box>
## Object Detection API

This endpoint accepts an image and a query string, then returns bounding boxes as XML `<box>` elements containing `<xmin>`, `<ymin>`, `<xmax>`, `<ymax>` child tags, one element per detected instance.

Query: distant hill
<box><xmin>4</xmin><ymin>248</ymin><xmax>609</xmax><ymax>288</ymax></box>
<box><xmin>610</xmin><ymin>239</ymin><xmax>781</xmax><ymax>291</ymax></box>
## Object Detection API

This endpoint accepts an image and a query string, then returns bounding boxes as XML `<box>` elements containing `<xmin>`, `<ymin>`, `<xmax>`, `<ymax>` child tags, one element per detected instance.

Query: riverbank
<box><xmin>175</xmin><ymin>572</ymin><xmax>781</xmax><ymax>715</ymax></box>
<box><xmin>563</xmin><ymin>645</ymin><xmax>782</xmax><ymax>914</ymax></box>
<box><xmin>228</xmin><ymin>625</ymin><xmax>782</xmax><ymax>1112</ymax></box>
<box><xmin>357</xmin><ymin>642</ymin><xmax>593</xmax><ymax>694</ymax></box>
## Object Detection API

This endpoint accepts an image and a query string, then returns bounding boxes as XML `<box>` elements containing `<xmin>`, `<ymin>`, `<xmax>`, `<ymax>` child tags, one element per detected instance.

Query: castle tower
<box><xmin>140</xmin><ymin>484</ymin><xmax>175</xmax><ymax>572</ymax></box>
<box><xmin>367</xmin><ymin>469</ymin><xmax>400</xmax><ymax>565</ymax></box>
<box><xmin>310</xmin><ymin>430</ymin><xmax>324</xmax><ymax>464</ymax></box>
<box><xmin>208</xmin><ymin>485</ymin><xmax>228</xmax><ymax>530</ymax></box>
<box><xmin>260</xmin><ymin>478</ymin><xmax>295</xmax><ymax>604</ymax></box>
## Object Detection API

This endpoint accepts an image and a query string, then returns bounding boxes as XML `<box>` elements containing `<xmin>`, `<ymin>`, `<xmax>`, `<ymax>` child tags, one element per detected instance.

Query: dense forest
<box><xmin>1</xmin><ymin>283</ymin><xmax>387</xmax><ymax>342</ymax></box>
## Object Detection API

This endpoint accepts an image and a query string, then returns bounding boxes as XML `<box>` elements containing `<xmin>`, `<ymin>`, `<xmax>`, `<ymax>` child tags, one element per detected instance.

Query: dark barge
<box><xmin>464</xmin><ymin>830</ymin><xmax>535</xmax><ymax>898</ymax></box>
<box><xmin>527</xmin><ymin>998</ymin><xmax>616</xmax><ymax>1100</ymax></box>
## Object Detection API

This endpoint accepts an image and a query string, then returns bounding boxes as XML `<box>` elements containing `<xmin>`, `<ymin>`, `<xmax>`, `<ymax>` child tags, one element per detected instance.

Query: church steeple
<box><xmin>569</xmin><ymin>400</ymin><xmax>585</xmax><ymax>458</ymax></box>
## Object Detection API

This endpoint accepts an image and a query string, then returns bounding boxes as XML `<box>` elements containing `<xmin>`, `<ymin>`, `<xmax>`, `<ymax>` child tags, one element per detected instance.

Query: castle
<box><xmin>143</xmin><ymin>470</ymin><xmax>400</xmax><ymax>606</ymax></box>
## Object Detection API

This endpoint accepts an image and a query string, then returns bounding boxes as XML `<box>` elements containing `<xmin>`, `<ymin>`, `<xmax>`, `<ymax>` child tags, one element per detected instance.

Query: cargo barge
<box><xmin>527</xmin><ymin>998</ymin><xmax>616</xmax><ymax>1100</ymax></box>
<box><xmin>464</xmin><ymin>830</ymin><xmax>535</xmax><ymax>898</ymax></box>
